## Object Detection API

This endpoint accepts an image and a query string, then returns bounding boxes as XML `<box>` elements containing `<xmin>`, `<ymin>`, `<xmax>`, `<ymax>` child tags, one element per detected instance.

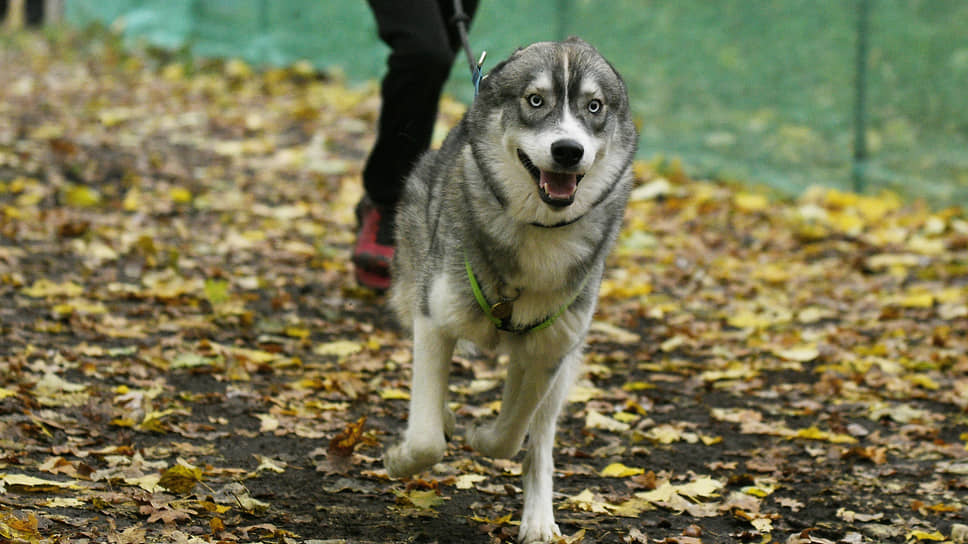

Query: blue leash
<box><xmin>471</xmin><ymin>52</ymin><xmax>486</xmax><ymax>96</ymax></box>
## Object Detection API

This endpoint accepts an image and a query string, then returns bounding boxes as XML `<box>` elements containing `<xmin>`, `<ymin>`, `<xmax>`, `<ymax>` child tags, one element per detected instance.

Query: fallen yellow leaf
<box><xmin>567</xmin><ymin>384</ymin><xmax>605</xmax><ymax>403</ymax></box>
<box><xmin>791</xmin><ymin>426</ymin><xmax>857</xmax><ymax>444</ymax></box>
<box><xmin>455</xmin><ymin>474</ymin><xmax>488</xmax><ymax>490</ymax></box>
<box><xmin>734</xmin><ymin>192</ymin><xmax>769</xmax><ymax>212</ymax></box>
<box><xmin>285</xmin><ymin>326</ymin><xmax>311</xmax><ymax>339</ymax></box>
<box><xmin>727</xmin><ymin>310</ymin><xmax>773</xmax><ymax>329</ymax></box>
<box><xmin>379</xmin><ymin>388</ymin><xmax>410</xmax><ymax>400</ymax></box>
<box><xmin>170</xmin><ymin>186</ymin><xmax>193</xmax><ymax>203</ymax></box>
<box><xmin>585</xmin><ymin>410</ymin><xmax>630</xmax><ymax>432</ymax></box>
<box><xmin>43</xmin><ymin>497</ymin><xmax>86</xmax><ymax>508</ymax></box>
<box><xmin>645</xmin><ymin>423</ymin><xmax>683</xmax><ymax>444</ymax></box>
<box><xmin>469</xmin><ymin>512</ymin><xmax>515</xmax><ymax>525</ymax></box>
<box><xmin>563</xmin><ymin>488</ymin><xmax>616</xmax><ymax>514</ymax></box>
<box><xmin>314</xmin><ymin>340</ymin><xmax>363</xmax><ymax>358</ymax></box>
<box><xmin>63</xmin><ymin>184</ymin><xmax>101</xmax><ymax>208</ymax></box>
<box><xmin>122</xmin><ymin>187</ymin><xmax>142</xmax><ymax>211</ymax></box>
<box><xmin>896</xmin><ymin>291</ymin><xmax>934</xmax><ymax>308</ymax></box>
<box><xmin>635</xmin><ymin>482</ymin><xmax>676</xmax><ymax>503</ymax></box>
<box><xmin>0</xmin><ymin>473</ymin><xmax>80</xmax><ymax>490</ymax></box>
<box><xmin>906</xmin><ymin>374</ymin><xmax>940</xmax><ymax>390</ymax></box>
<box><xmin>158</xmin><ymin>462</ymin><xmax>203</xmax><ymax>494</ymax></box>
<box><xmin>21</xmin><ymin>279</ymin><xmax>84</xmax><ymax>298</ymax></box>
<box><xmin>600</xmin><ymin>463</ymin><xmax>645</xmax><ymax>478</ymax></box>
<box><xmin>396</xmin><ymin>489</ymin><xmax>447</xmax><ymax>511</ymax></box>
<box><xmin>772</xmin><ymin>345</ymin><xmax>820</xmax><ymax>362</ymax></box>
<box><xmin>700</xmin><ymin>434</ymin><xmax>722</xmax><ymax>445</ymax></box>
<box><xmin>753</xmin><ymin>263</ymin><xmax>791</xmax><ymax>283</ymax></box>
<box><xmin>742</xmin><ymin>486</ymin><xmax>772</xmax><ymax>498</ymax></box>
<box><xmin>751</xmin><ymin>517</ymin><xmax>773</xmax><ymax>534</ymax></box>
<box><xmin>622</xmin><ymin>381</ymin><xmax>655</xmax><ymax>392</ymax></box>
<box><xmin>0</xmin><ymin>511</ymin><xmax>39</xmax><ymax>540</ymax></box>
<box><xmin>906</xmin><ymin>530</ymin><xmax>945</xmax><ymax>541</ymax></box>
<box><xmin>256</xmin><ymin>414</ymin><xmax>280</xmax><ymax>432</ymax></box>
<box><xmin>676</xmin><ymin>476</ymin><xmax>725</xmax><ymax>500</ymax></box>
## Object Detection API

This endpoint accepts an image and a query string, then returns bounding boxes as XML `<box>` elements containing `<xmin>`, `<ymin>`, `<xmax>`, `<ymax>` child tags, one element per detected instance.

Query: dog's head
<box><xmin>469</xmin><ymin>38</ymin><xmax>637</xmax><ymax>226</ymax></box>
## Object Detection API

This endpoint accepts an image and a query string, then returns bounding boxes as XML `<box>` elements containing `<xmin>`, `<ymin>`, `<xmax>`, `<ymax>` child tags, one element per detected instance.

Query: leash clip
<box><xmin>476</xmin><ymin>51</ymin><xmax>488</xmax><ymax>70</ymax></box>
<box><xmin>472</xmin><ymin>50</ymin><xmax>487</xmax><ymax>95</ymax></box>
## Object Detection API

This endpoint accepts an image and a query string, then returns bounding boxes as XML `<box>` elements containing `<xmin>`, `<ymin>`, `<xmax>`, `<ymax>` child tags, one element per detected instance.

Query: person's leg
<box><xmin>354</xmin><ymin>1</ymin><xmax>478</xmax><ymax>290</ymax></box>
<box><xmin>362</xmin><ymin>0</ymin><xmax>479</xmax><ymax>208</ymax></box>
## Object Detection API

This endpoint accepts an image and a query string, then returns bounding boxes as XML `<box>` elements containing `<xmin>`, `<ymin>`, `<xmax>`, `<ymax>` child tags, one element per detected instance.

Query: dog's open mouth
<box><xmin>517</xmin><ymin>149</ymin><xmax>584</xmax><ymax>208</ymax></box>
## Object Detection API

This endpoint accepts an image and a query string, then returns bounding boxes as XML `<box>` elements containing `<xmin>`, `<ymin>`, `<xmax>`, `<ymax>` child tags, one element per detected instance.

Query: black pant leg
<box><xmin>363</xmin><ymin>0</ymin><xmax>479</xmax><ymax>207</ymax></box>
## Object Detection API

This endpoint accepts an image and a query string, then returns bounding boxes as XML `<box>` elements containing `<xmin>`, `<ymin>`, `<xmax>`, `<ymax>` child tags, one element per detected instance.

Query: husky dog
<box><xmin>385</xmin><ymin>38</ymin><xmax>637</xmax><ymax>543</ymax></box>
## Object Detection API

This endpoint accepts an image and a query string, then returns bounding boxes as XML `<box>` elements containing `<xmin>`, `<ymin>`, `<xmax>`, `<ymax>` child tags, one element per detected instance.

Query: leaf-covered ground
<box><xmin>1</xmin><ymin>31</ymin><xmax>967</xmax><ymax>544</ymax></box>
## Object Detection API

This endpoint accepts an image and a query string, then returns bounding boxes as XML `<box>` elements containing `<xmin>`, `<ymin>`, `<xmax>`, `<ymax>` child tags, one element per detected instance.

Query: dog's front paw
<box><xmin>384</xmin><ymin>437</ymin><xmax>445</xmax><ymax>479</ymax></box>
<box><xmin>518</xmin><ymin>516</ymin><xmax>560</xmax><ymax>543</ymax></box>
<box><xmin>466</xmin><ymin>424</ymin><xmax>521</xmax><ymax>459</ymax></box>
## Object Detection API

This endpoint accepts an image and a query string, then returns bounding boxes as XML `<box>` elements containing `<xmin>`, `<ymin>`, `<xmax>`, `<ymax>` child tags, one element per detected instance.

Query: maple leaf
<box><xmin>454</xmin><ymin>474</ymin><xmax>488</xmax><ymax>489</ymax></box>
<box><xmin>563</xmin><ymin>488</ymin><xmax>617</xmax><ymax>514</ymax></box>
<box><xmin>623</xmin><ymin>528</ymin><xmax>649</xmax><ymax>543</ymax></box>
<box><xmin>213</xmin><ymin>482</ymin><xmax>269</xmax><ymax>514</ymax></box>
<box><xmin>328</xmin><ymin>415</ymin><xmax>367</xmax><ymax>458</ymax></box>
<box><xmin>141</xmin><ymin>497</ymin><xmax>195</xmax><ymax>524</ymax></box>
<box><xmin>0</xmin><ymin>511</ymin><xmax>40</xmax><ymax>542</ymax></box>
<box><xmin>107</xmin><ymin>524</ymin><xmax>147</xmax><ymax>544</ymax></box>
<box><xmin>253</xmin><ymin>455</ymin><xmax>287</xmax><ymax>475</ymax></box>
<box><xmin>394</xmin><ymin>488</ymin><xmax>448</xmax><ymax>512</ymax></box>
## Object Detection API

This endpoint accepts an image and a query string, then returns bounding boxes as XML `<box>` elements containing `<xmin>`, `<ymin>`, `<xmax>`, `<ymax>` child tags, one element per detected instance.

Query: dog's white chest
<box><xmin>507</xmin><ymin>232</ymin><xmax>587</xmax><ymax>291</ymax></box>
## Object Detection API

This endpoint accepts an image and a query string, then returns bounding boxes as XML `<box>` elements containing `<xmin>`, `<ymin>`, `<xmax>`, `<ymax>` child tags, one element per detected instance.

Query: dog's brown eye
<box><xmin>527</xmin><ymin>94</ymin><xmax>544</xmax><ymax>108</ymax></box>
<box><xmin>587</xmin><ymin>99</ymin><xmax>603</xmax><ymax>114</ymax></box>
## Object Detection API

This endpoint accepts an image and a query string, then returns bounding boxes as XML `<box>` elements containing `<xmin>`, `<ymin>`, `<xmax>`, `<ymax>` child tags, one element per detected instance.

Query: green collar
<box><xmin>464</xmin><ymin>252</ymin><xmax>590</xmax><ymax>334</ymax></box>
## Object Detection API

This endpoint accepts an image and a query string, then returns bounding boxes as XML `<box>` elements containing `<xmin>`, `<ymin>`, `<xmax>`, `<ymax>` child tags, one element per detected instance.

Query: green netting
<box><xmin>65</xmin><ymin>0</ymin><xmax>968</xmax><ymax>205</ymax></box>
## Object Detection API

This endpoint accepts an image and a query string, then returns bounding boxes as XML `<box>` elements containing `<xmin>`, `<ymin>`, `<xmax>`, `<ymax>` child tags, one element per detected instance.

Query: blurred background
<box><xmin>7</xmin><ymin>0</ymin><xmax>968</xmax><ymax>205</ymax></box>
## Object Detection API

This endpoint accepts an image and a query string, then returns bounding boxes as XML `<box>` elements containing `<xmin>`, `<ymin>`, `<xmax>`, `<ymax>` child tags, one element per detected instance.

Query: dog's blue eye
<box><xmin>588</xmin><ymin>99</ymin><xmax>603</xmax><ymax>114</ymax></box>
<box><xmin>527</xmin><ymin>94</ymin><xmax>544</xmax><ymax>108</ymax></box>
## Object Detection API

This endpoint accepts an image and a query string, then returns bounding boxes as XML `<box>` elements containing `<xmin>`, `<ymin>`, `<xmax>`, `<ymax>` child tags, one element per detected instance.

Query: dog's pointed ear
<box><xmin>476</xmin><ymin>43</ymin><xmax>534</xmax><ymax>97</ymax></box>
<box><xmin>475</xmin><ymin>54</ymin><xmax>513</xmax><ymax>96</ymax></box>
<box><xmin>563</xmin><ymin>36</ymin><xmax>590</xmax><ymax>47</ymax></box>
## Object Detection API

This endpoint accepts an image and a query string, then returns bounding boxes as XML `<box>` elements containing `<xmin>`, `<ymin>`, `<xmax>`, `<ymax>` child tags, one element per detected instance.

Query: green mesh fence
<box><xmin>65</xmin><ymin>0</ymin><xmax>968</xmax><ymax>205</ymax></box>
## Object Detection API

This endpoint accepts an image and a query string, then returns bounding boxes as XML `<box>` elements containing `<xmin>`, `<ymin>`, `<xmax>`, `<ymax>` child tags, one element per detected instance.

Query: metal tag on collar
<box><xmin>490</xmin><ymin>300</ymin><xmax>512</xmax><ymax>320</ymax></box>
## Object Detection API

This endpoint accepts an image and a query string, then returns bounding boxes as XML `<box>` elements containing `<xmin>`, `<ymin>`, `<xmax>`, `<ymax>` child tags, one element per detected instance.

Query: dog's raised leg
<box><xmin>467</xmin><ymin>345</ymin><xmax>582</xmax><ymax>542</ymax></box>
<box><xmin>466</xmin><ymin>355</ymin><xmax>549</xmax><ymax>459</ymax></box>
<box><xmin>518</xmin><ymin>348</ymin><xmax>583</xmax><ymax>543</ymax></box>
<box><xmin>466</xmin><ymin>341</ymin><xmax>581</xmax><ymax>456</ymax></box>
<box><xmin>385</xmin><ymin>315</ymin><xmax>456</xmax><ymax>478</ymax></box>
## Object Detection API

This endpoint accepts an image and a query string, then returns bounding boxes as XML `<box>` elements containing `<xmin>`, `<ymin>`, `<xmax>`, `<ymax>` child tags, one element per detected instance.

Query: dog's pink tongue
<box><xmin>540</xmin><ymin>171</ymin><xmax>578</xmax><ymax>199</ymax></box>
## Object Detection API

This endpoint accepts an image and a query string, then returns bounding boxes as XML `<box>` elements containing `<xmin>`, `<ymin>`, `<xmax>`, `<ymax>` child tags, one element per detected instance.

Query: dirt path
<box><xmin>1</xmin><ymin>31</ymin><xmax>966</xmax><ymax>544</ymax></box>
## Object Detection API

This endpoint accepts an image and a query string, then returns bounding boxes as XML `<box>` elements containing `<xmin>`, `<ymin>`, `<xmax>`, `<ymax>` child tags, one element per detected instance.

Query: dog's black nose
<box><xmin>551</xmin><ymin>139</ymin><xmax>584</xmax><ymax>167</ymax></box>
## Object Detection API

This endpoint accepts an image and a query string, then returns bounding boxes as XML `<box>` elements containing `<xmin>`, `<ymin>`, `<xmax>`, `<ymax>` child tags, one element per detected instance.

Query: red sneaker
<box><xmin>352</xmin><ymin>198</ymin><xmax>395</xmax><ymax>291</ymax></box>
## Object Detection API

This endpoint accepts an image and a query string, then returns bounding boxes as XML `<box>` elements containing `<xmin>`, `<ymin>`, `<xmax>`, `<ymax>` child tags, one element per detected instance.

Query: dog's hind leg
<box><xmin>385</xmin><ymin>315</ymin><xmax>456</xmax><ymax>478</ymax></box>
<box><xmin>518</xmin><ymin>348</ymin><xmax>582</xmax><ymax>543</ymax></box>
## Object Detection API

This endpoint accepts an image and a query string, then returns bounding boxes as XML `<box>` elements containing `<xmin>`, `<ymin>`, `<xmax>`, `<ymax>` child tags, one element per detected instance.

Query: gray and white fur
<box><xmin>385</xmin><ymin>38</ymin><xmax>637</xmax><ymax>543</ymax></box>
